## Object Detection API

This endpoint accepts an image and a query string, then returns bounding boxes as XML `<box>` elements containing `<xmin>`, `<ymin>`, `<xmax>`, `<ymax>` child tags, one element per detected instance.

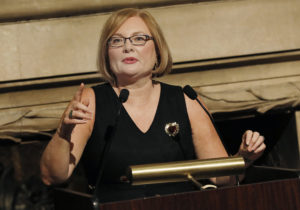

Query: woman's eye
<box><xmin>133</xmin><ymin>36</ymin><xmax>146</xmax><ymax>41</ymax></box>
<box><xmin>111</xmin><ymin>38</ymin><xmax>122</xmax><ymax>43</ymax></box>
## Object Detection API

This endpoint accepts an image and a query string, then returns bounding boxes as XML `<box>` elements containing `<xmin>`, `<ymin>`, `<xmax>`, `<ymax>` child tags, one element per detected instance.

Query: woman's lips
<box><xmin>122</xmin><ymin>57</ymin><xmax>138</xmax><ymax>64</ymax></box>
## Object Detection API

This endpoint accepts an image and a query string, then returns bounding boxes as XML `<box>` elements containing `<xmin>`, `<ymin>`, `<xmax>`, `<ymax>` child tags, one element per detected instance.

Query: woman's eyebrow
<box><xmin>111</xmin><ymin>33</ymin><xmax>123</xmax><ymax>37</ymax></box>
<box><xmin>132</xmin><ymin>31</ymin><xmax>147</xmax><ymax>35</ymax></box>
<box><xmin>111</xmin><ymin>31</ymin><xmax>147</xmax><ymax>37</ymax></box>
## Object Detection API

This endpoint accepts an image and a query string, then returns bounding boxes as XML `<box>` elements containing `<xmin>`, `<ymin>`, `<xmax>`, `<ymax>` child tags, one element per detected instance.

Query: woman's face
<box><xmin>108</xmin><ymin>16</ymin><xmax>157</xmax><ymax>84</ymax></box>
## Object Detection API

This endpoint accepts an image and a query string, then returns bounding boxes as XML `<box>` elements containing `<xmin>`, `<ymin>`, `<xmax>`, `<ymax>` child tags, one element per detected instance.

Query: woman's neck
<box><xmin>112</xmin><ymin>77</ymin><xmax>158</xmax><ymax>106</ymax></box>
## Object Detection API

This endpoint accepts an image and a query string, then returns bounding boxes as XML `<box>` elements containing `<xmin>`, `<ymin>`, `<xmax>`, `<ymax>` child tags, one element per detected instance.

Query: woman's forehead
<box><xmin>114</xmin><ymin>16</ymin><xmax>151</xmax><ymax>36</ymax></box>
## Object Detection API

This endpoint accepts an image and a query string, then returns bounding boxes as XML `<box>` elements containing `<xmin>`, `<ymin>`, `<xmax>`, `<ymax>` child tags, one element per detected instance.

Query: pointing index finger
<box><xmin>74</xmin><ymin>83</ymin><xmax>85</xmax><ymax>102</ymax></box>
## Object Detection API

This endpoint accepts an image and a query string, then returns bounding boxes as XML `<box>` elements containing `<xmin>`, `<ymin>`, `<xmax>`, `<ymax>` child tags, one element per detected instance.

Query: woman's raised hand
<box><xmin>238</xmin><ymin>130</ymin><xmax>266</xmax><ymax>167</ymax></box>
<box><xmin>57</xmin><ymin>83</ymin><xmax>93</xmax><ymax>140</ymax></box>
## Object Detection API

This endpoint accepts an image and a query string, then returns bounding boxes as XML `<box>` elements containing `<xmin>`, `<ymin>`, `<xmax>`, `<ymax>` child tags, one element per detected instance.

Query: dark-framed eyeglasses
<box><xmin>108</xmin><ymin>34</ymin><xmax>154</xmax><ymax>48</ymax></box>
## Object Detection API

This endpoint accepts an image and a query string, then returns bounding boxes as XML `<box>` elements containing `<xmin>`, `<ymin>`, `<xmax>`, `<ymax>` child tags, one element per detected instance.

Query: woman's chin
<box><xmin>116</xmin><ymin>72</ymin><xmax>151</xmax><ymax>84</ymax></box>
<box><xmin>116</xmin><ymin>69</ymin><xmax>151</xmax><ymax>79</ymax></box>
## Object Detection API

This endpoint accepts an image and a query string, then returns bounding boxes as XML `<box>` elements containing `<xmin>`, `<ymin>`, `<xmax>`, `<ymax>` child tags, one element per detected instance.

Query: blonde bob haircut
<box><xmin>98</xmin><ymin>8</ymin><xmax>173</xmax><ymax>85</ymax></box>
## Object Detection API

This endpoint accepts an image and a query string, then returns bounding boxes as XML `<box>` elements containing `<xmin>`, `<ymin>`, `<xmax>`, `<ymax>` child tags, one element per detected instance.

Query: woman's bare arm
<box><xmin>184</xmin><ymin>94</ymin><xmax>265</xmax><ymax>186</ymax></box>
<box><xmin>40</xmin><ymin>84</ymin><xmax>95</xmax><ymax>185</ymax></box>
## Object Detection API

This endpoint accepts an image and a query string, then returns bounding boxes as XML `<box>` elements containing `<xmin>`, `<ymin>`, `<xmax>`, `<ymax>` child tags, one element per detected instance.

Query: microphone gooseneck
<box><xmin>92</xmin><ymin>89</ymin><xmax>129</xmax><ymax>207</ymax></box>
<box><xmin>183</xmin><ymin>85</ymin><xmax>223</xmax><ymax>144</ymax></box>
<box><xmin>183</xmin><ymin>85</ymin><xmax>212</xmax><ymax>120</ymax></box>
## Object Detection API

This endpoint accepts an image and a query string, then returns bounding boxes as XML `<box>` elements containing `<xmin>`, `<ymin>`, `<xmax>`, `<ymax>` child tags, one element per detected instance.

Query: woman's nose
<box><xmin>123</xmin><ymin>39</ymin><xmax>134</xmax><ymax>52</ymax></box>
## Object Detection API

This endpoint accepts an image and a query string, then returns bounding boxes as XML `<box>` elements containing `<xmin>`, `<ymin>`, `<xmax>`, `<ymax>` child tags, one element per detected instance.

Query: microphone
<box><xmin>92</xmin><ymin>89</ymin><xmax>129</xmax><ymax>207</ymax></box>
<box><xmin>183</xmin><ymin>85</ymin><xmax>212</xmax><ymax>119</ymax></box>
<box><xmin>183</xmin><ymin>85</ymin><xmax>223</xmax><ymax>142</ymax></box>
<box><xmin>183</xmin><ymin>85</ymin><xmax>198</xmax><ymax>100</ymax></box>
<box><xmin>116</xmin><ymin>89</ymin><xmax>129</xmax><ymax>116</ymax></box>
<box><xmin>119</xmin><ymin>89</ymin><xmax>129</xmax><ymax>103</ymax></box>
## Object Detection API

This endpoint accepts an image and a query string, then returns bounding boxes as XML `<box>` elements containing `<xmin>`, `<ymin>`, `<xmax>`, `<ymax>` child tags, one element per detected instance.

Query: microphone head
<box><xmin>183</xmin><ymin>85</ymin><xmax>198</xmax><ymax>100</ymax></box>
<box><xmin>119</xmin><ymin>89</ymin><xmax>129</xmax><ymax>103</ymax></box>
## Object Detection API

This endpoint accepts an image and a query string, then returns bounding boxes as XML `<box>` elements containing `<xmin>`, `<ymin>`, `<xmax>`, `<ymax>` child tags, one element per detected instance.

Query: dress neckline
<box><xmin>109</xmin><ymin>82</ymin><xmax>163</xmax><ymax>135</ymax></box>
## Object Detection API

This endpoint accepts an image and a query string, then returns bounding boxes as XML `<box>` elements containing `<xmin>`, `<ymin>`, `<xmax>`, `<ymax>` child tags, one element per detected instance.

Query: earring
<box><xmin>153</xmin><ymin>62</ymin><xmax>158</xmax><ymax>70</ymax></box>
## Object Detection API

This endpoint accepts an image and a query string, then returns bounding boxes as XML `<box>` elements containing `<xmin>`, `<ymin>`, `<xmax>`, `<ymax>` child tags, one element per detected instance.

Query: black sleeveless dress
<box><xmin>81</xmin><ymin>82</ymin><xmax>196</xmax><ymax>202</ymax></box>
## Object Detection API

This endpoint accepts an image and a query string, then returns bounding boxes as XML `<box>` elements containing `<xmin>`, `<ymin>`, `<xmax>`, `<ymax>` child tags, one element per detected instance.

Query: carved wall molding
<box><xmin>2</xmin><ymin>78</ymin><xmax>300</xmax><ymax>142</ymax></box>
<box><xmin>1</xmin><ymin>49</ymin><xmax>299</xmax><ymax>92</ymax></box>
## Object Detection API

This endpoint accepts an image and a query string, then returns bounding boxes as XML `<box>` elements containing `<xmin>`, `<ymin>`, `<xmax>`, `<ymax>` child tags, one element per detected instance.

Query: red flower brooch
<box><xmin>165</xmin><ymin>122</ymin><xmax>179</xmax><ymax>137</ymax></box>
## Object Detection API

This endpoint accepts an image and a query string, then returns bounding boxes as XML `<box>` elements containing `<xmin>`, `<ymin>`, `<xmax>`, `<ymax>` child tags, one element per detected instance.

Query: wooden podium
<box><xmin>55</xmin><ymin>177</ymin><xmax>300</xmax><ymax>210</ymax></box>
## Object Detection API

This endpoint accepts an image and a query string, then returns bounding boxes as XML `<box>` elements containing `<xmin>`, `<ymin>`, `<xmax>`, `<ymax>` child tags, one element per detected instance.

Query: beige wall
<box><xmin>0</xmin><ymin>0</ymin><xmax>299</xmax><ymax>82</ymax></box>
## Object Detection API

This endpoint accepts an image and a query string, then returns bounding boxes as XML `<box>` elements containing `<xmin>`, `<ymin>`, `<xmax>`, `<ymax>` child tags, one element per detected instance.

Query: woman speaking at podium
<box><xmin>40</xmin><ymin>8</ymin><xmax>266</xmax><ymax>202</ymax></box>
